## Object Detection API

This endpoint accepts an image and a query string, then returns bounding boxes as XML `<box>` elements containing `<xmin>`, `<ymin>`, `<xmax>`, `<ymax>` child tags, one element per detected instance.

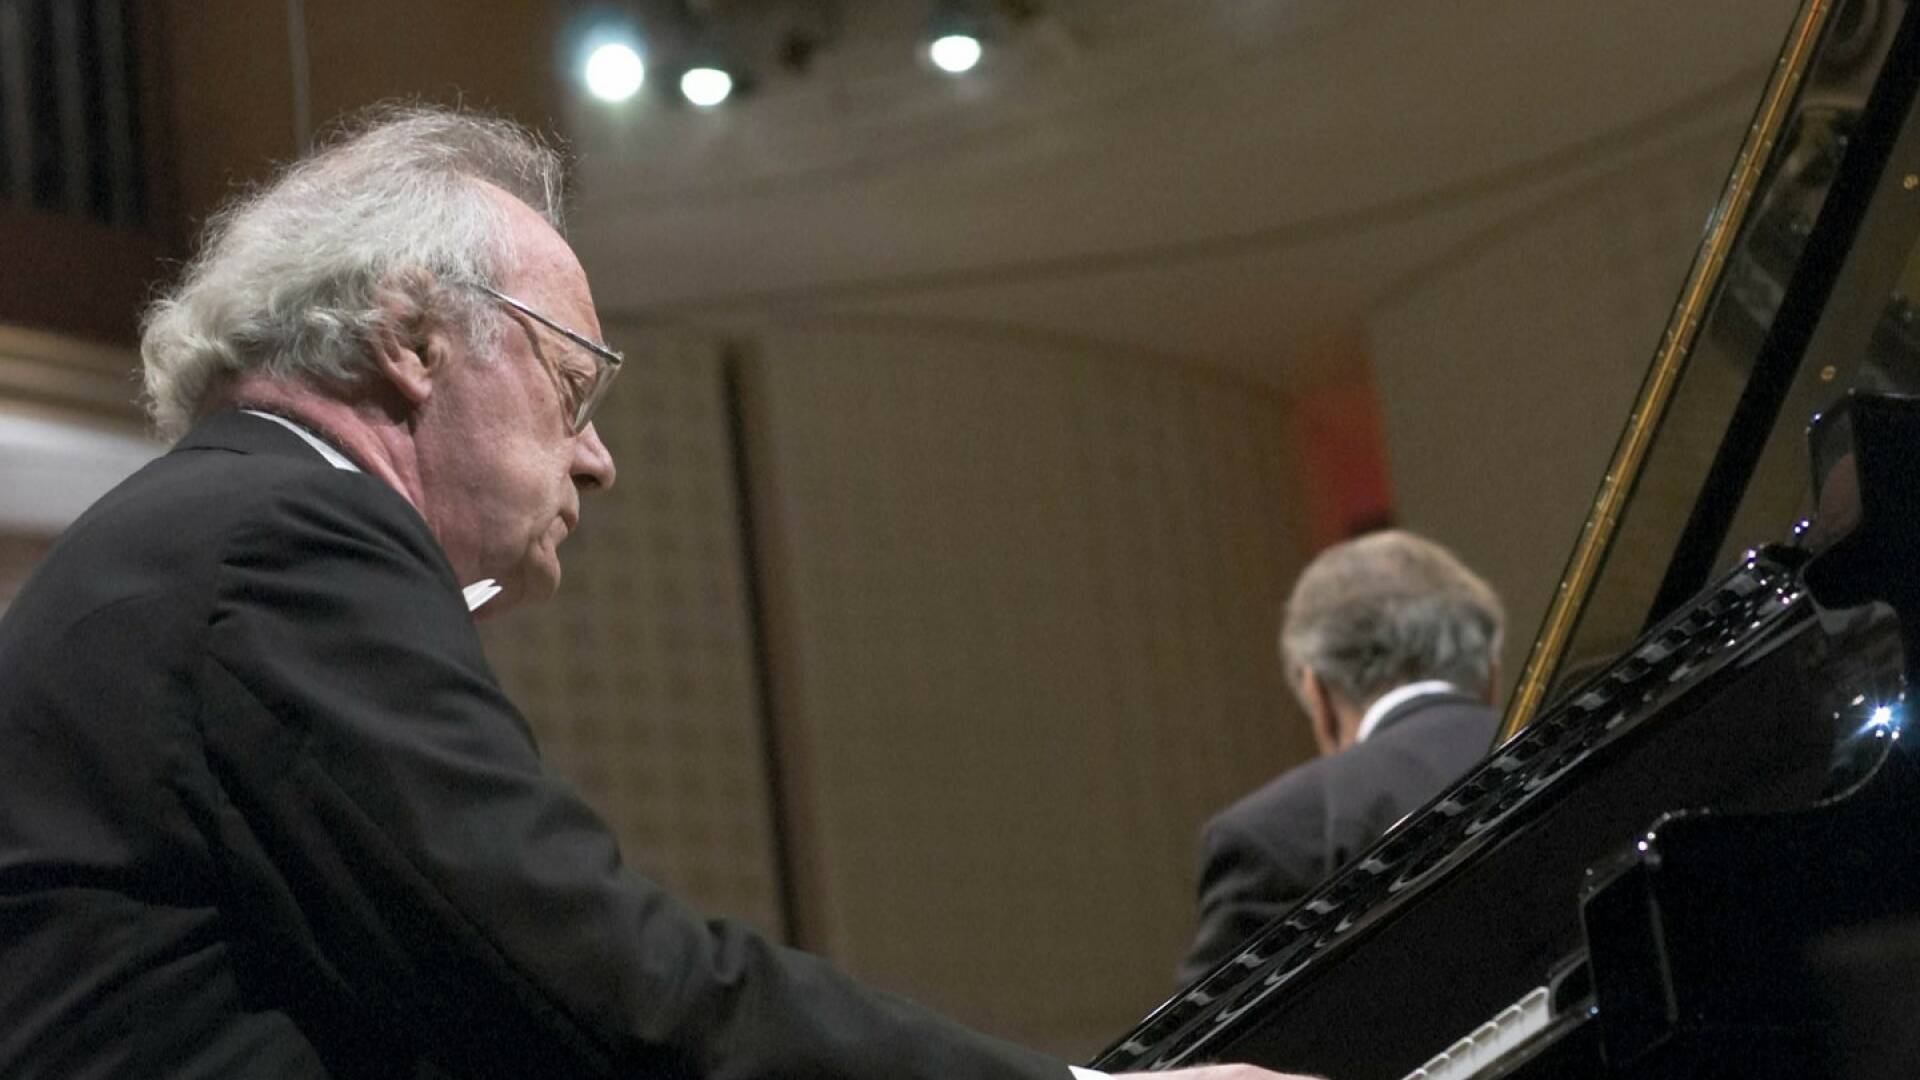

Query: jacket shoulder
<box><xmin>1205</xmin><ymin>751</ymin><xmax>1339</xmax><ymax>849</ymax></box>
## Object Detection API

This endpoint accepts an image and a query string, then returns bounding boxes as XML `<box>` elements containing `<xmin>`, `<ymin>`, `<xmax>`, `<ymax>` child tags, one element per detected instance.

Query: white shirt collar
<box><xmin>243</xmin><ymin>409</ymin><xmax>361</xmax><ymax>473</ymax></box>
<box><xmin>1356</xmin><ymin>679</ymin><xmax>1462</xmax><ymax>743</ymax></box>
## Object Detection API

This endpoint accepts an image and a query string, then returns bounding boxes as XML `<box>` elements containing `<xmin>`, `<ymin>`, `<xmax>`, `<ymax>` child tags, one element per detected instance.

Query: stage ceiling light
<box><xmin>928</xmin><ymin>32</ymin><xmax>983</xmax><ymax>74</ymax></box>
<box><xmin>680</xmin><ymin>66</ymin><xmax>734</xmax><ymax>107</ymax></box>
<box><xmin>584</xmin><ymin>42</ymin><xmax>646</xmax><ymax>103</ymax></box>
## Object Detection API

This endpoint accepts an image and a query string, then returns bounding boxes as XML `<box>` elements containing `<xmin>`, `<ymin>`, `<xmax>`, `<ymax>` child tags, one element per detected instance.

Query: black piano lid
<box><xmin>1504</xmin><ymin>0</ymin><xmax>1920</xmax><ymax>738</ymax></box>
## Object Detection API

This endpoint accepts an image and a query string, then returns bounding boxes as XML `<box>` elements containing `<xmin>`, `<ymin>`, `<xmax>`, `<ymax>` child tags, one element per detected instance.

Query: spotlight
<box><xmin>583</xmin><ymin>41</ymin><xmax>645</xmax><ymax>103</ymax></box>
<box><xmin>927</xmin><ymin>33</ymin><xmax>983</xmax><ymax>74</ymax></box>
<box><xmin>924</xmin><ymin>1</ymin><xmax>990</xmax><ymax>75</ymax></box>
<box><xmin>679</xmin><ymin>66</ymin><xmax>734</xmax><ymax>107</ymax></box>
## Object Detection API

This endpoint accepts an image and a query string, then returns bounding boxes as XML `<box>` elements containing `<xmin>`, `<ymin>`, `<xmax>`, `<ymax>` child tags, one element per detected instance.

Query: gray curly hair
<box><xmin>1281</xmin><ymin>529</ymin><xmax>1505</xmax><ymax>706</ymax></box>
<box><xmin>140</xmin><ymin>105</ymin><xmax>567</xmax><ymax>438</ymax></box>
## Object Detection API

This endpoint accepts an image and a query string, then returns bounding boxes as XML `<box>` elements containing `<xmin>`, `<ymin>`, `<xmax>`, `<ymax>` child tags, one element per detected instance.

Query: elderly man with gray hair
<box><xmin>0</xmin><ymin>105</ymin><xmax>1311</xmax><ymax>1080</ymax></box>
<box><xmin>1179</xmin><ymin>530</ymin><xmax>1505</xmax><ymax>984</ymax></box>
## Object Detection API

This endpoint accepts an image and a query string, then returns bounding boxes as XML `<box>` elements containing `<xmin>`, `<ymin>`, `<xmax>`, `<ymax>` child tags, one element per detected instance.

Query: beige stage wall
<box><xmin>484</xmin><ymin>325</ymin><xmax>1312</xmax><ymax>1057</ymax></box>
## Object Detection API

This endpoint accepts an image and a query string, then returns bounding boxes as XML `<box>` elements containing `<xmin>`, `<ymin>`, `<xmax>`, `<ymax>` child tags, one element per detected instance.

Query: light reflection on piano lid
<box><xmin>1504</xmin><ymin>0</ymin><xmax>1920</xmax><ymax>740</ymax></box>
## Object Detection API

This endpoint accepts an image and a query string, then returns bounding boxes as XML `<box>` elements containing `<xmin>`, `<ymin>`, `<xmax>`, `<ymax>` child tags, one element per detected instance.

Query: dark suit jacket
<box><xmin>1178</xmin><ymin>692</ymin><xmax>1498</xmax><ymax>984</ymax></box>
<box><xmin>0</xmin><ymin>411</ymin><xmax>1067</xmax><ymax>1080</ymax></box>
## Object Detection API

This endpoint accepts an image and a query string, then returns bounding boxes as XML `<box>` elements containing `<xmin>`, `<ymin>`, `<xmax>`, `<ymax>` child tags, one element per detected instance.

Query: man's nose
<box><xmin>572</xmin><ymin>423</ymin><xmax>617</xmax><ymax>492</ymax></box>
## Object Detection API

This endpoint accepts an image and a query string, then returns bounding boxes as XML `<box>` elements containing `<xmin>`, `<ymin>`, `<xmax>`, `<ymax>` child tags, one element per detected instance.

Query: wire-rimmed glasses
<box><xmin>474</xmin><ymin>284</ymin><xmax>624</xmax><ymax>435</ymax></box>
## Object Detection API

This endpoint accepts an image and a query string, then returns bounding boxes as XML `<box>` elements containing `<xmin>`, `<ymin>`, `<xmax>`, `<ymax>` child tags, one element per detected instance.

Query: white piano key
<box><xmin>1397</xmin><ymin>984</ymin><xmax>1554</xmax><ymax>1080</ymax></box>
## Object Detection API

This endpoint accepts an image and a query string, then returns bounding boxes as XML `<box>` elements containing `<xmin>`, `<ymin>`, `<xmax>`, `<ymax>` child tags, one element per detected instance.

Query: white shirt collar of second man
<box><xmin>1356</xmin><ymin>679</ymin><xmax>1462</xmax><ymax>743</ymax></box>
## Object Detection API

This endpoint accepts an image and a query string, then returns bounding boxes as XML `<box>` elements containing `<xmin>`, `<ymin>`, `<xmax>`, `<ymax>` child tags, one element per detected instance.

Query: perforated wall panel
<box><xmin>745</xmin><ymin>327</ymin><xmax>1309</xmax><ymax>1057</ymax></box>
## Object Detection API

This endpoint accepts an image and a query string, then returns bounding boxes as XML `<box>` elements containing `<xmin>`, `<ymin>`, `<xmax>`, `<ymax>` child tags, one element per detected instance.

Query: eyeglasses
<box><xmin>475</xmin><ymin>284</ymin><xmax>624</xmax><ymax>435</ymax></box>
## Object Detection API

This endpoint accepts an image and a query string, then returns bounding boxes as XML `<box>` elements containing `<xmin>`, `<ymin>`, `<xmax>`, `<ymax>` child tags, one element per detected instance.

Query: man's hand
<box><xmin>1121</xmin><ymin>1060</ymin><xmax>1320</xmax><ymax>1068</ymax></box>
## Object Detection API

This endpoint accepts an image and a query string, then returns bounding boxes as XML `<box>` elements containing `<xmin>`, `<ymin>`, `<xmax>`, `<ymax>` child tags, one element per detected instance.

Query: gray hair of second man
<box><xmin>1280</xmin><ymin>529</ymin><xmax>1506</xmax><ymax>707</ymax></box>
<box><xmin>140</xmin><ymin>105</ymin><xmax>568</xmax><ymax>439</ymax></box>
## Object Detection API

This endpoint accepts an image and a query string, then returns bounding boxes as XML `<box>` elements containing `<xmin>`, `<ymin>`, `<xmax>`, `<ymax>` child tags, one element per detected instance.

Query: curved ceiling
<box><xmin>566</xmin><ymin>0</ymin><xmax>1801</xmax><ymax>381</ymax></box>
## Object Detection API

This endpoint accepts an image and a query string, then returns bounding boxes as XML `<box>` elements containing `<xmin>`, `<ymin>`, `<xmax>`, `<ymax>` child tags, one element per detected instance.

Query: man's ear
<box><xmin>1299</xmin><ymin>669</ymin><xmax>1340</xmax><ymax>757</ymax></box>
<box><xmin>368</xmin><ymin>291</ymin><xmax>439</xmax><ymax>413</ymax></box>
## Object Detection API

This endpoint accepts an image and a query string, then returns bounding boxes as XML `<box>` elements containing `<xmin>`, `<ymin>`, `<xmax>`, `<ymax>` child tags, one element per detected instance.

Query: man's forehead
<box><xmin>478</xmin><ymin>181</ymin><xmax>598</xmax><ymax>328</ymax></box>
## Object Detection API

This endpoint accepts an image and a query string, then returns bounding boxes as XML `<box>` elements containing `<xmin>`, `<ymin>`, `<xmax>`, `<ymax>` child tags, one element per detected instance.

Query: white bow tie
<box><xmin>462</xmin><ymin>579</ymin><xmax>502</xmax><ymax>612</ymax></box>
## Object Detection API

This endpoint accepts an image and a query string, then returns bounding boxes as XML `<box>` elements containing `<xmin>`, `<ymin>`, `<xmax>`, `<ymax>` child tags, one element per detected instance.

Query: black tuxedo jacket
<box><xmin>0</xmin><ymin>411</ymin><xmax>1066</xmax><ymax>1080</ymax></box>
<box><xmin>1178</xmin><ymin>692</ymin><xmax>1498</xmax><ymax>984</ymax></box>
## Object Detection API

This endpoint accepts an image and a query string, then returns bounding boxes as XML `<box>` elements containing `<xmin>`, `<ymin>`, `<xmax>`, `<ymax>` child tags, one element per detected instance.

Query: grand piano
<box><xmin>1091</xmin><ymin>1</ymin><xmax>1920</xmax><ymax>1077</ymax></box>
